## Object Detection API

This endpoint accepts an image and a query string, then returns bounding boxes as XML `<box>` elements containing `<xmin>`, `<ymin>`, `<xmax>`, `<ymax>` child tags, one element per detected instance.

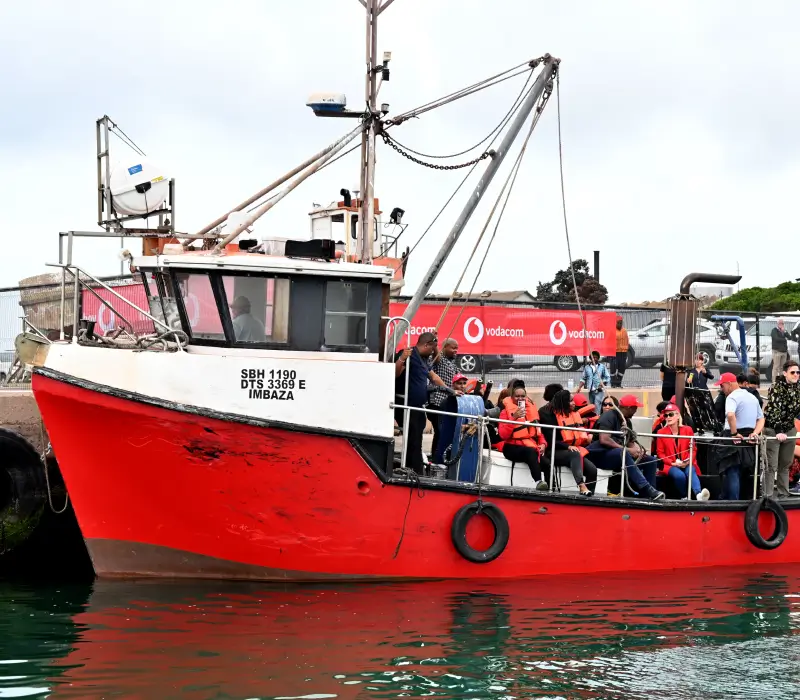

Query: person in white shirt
<box><xmin>230</xmin><ymin>296</ymin><xmax>266</xmax><ymax>342</ymax></box>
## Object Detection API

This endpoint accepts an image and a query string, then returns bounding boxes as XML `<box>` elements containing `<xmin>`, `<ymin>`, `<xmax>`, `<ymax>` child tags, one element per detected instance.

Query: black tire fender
<box><xmin>744</xmin><ymin>497</ymin><xmax>788</xmax><ymax>550</ymax></box>
<box><xmin>451</xmin><ymin>501</ymin><xmax>509</xmax><ymax>563</ymax></box>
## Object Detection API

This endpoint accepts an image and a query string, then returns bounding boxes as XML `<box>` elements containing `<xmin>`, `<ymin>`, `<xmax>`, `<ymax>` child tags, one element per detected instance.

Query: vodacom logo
<box><xmin>549</xmin><ymin>319</ymin><xmax>567</xmax><ymax>346</ymax></box>
<box><xmin>463</xmin><ymin>316</ymin><xmax>484</xmax><ymax>344</ymax></box>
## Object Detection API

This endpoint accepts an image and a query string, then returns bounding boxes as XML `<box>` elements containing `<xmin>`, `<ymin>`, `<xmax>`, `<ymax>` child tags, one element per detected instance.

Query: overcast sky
<box><xmin>1</xmin><ymin>0</ymin><xmax>798</xmax><ymax>304</ymax></box>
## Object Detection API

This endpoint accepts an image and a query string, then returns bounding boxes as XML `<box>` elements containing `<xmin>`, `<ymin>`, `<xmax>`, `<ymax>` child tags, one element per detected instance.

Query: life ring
<box><xmin>744</xmin><ymin>497</ymin><xmax>789</xmax><ymax>550</ymax></box>
<box><xmin>451</xmin><ymin>501</ymin><xmax>509</xmax><ymax>563</ymax></box>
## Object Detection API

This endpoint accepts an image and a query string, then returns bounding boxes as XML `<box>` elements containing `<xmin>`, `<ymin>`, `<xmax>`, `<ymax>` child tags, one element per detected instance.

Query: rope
<box><xmin>39</xmin><ymin>420</ymin><xmax>69</xmax><ymax>514</ymax></box>
<box><xmin>556</xmin><ymin>69</ymin><xmax>593</xmax><ymax>358</ymax></box>
<box><xmin>391</xmin><ymin>467</ymin><xmax>425</xmax><ymax>559</ymax></box>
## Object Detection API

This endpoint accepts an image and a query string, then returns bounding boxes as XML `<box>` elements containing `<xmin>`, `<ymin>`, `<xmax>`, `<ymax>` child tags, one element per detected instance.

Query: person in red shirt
<box><xmin>655</xmin><ymin>403</ymin><xmax>710</xmax><ymax>501</ymax></box>
<box><xmin>497</xmin><ymin>380</ymin><xmax>549</xmax><ymax>491</ymax></box>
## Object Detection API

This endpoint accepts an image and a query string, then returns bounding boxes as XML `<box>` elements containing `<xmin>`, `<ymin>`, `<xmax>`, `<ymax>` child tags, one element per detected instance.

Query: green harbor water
<box><xmin>2</xmin><ymin>565</ymin><xmax>800</xmax><ymax>699</ymax></box>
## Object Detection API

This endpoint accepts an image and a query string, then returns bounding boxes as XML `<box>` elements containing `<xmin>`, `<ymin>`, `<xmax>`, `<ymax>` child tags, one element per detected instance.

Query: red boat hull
<box><xmin>32</xmin><ymin>370</ymin><xmax>800</xmax><ymax>581</ymax></box>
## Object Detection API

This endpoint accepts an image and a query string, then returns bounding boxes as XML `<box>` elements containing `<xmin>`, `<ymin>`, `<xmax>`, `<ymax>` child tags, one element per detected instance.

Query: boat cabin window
<box><xmin>172</xmin><ymin>273</ymin><xmax>225</xmax><ymax>340</ymax></box>
<box><xmin>141</xmin><ymin>270</ymin><xmax>182</xmax><ymax>332</ymax></box>
<box><xmin>220</xmin><ymin>274</ymin><xmax>290</xmax><ymax>344</ymax></box>
<box><xmin>165</xmin><ymin>269</ymin><xmax>381</xmax><ymax>353</ymax></box>
<box><xmin>324</xmin><ymin>280</ymin><xmax>368</xmax><ymax>348</ymax></box>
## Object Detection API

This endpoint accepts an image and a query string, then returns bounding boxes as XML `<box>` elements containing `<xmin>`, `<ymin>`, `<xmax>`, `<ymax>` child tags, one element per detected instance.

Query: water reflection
<box><xmin>2</xmin><ymin>566</ymin><xmax>800</xmax><ymax>698</ymax></box>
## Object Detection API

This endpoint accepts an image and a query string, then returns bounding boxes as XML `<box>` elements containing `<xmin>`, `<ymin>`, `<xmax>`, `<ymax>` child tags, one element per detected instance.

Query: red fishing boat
<box><xmin>25</xmin><ymin>0</ymin><xmax>797</xmax><ymax>582</ymax></box>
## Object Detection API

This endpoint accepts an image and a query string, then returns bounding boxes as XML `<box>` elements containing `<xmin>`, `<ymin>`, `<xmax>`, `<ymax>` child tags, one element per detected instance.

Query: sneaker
<box><xmin>696</xmin><ymin>488</ymin><xmax>711</xmax><ymax>501</ymax></box>
<box><xmin>650</xmin><ymin>489</ymin><xmax>666</xmax><ymax>501</ymax></box>
<box><xmin>535</xmin><ymin>480</ymin><xmax>550</xmax><ymax>491</ymax></box>
<box><xmin>790</xmin><ymin>484</ymin><xmax>800</xmax><ymax>496</ymax></box>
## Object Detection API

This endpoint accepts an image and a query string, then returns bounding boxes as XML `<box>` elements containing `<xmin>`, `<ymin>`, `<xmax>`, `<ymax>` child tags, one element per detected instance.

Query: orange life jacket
<box><xmin>577</xmin><ymin>404</ymin><xmax>598</xmax><ymax>429</ymax></box>
<box><xmin>555</xmin><ymin>411</ymin><xmax>591</xmax><ymax>454</ymax></box>
<box><xmin>501</xmin><ymin>396</ymin><xmax>541</xmax><ymax>448</ymax></box>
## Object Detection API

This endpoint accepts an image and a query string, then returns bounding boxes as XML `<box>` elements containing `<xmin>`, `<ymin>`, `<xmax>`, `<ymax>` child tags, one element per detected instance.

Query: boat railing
<box><xmin>46</xmin><ymin>262</ymin><xmax>187</xmax><ymax>351</ymax></box>
<box><xmin>383</xmin><ymin>316</ymin><xmax>412</xmax><ymax>471</ymax></box>
<box><xmin>391</xmin><ymin>401</ymin><xmax>776</xmax><ymax>501</ymax></box>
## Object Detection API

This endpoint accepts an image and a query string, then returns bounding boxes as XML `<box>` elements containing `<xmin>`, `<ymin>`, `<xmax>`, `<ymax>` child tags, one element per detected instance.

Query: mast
<box><xmin>390</xmin><ymin>56</ymin><xmax>559</xmax><ymax>349</ymax></box>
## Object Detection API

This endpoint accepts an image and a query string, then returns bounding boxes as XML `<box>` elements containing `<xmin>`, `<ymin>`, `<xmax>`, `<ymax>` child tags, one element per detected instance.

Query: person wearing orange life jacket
<box><xmin>572</xmin><ymin>393</ymin><xmax>599</xmax><ymax>429</ymax></box>
<box><xmin>497</xmin><ymin>380</ymin><xmax>550</xmax><ymax>491</ymax></box>
<box><xmin>540</xmin><ymin>390</ymin><xmax>598</xmax><ymax>496</ymax></box>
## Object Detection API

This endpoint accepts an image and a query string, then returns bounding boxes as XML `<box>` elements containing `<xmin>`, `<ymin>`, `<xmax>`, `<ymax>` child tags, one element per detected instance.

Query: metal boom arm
<box><xmin>390</xmin><ymin>55</ymin><xmax>559</xmax><ymax>350</ymax></box>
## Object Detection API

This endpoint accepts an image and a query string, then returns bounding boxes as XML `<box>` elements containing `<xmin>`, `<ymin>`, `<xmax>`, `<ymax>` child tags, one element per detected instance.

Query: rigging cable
<box><xmin>383</xmin><ymin>69</ymin><xmax>534</xmax><ymax>161</ymax></box>
<box><xmin>441</xmin><ymin>83</ymin><xmax>552</xmax><ymax>338</ymax></box>
<box><xmin>555</xmin><ymin>69</ymin><xmax>593</xmax><ymax>356</ymax></box>
<box><xmin>387</xmin><ymin>78</ymin><xmax>541</xmax><ymax>269</ymax></box>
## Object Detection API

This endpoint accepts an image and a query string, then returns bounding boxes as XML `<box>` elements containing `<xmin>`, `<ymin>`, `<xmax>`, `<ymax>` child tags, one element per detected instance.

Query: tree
<box><xmin>709</xmin><ymin>281</ymin><xmax>800</xmax><ymax>313</ymax></box>
<box><xmin>535</xmin><ymin>259</ymin><xmax>608</xmax><ymax>306</ymax></box>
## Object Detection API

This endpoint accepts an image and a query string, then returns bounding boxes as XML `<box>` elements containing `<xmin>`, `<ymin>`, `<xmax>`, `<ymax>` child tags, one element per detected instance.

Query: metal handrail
<box><xmin>391</xmin><ymin>401</ymin><xmax>771</xmax><ymax>499</ymax></box>
<box><xmin>21</xmin><ymin>317</ymin><xmax>52</xmax><ymax>345</ymax></box>
<box><xmin>63</xmin><ymin>267</ymin><xmax>138</xmax><ymax>342</ymax></box>
<box><xmin>384</xmin><ymin>316</ymin><xmax>412</xmax><ymax>473</ymax></box>
<box><xmin>46</xmin><ymin>262</ymin><xmax>180</xmax><ymax>341</ymax></box>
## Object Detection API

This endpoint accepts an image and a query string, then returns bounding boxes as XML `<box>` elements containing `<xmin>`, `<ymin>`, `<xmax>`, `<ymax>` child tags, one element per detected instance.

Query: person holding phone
<box><xmin>496</xmin><ymin>380</ymin><xmax>549</xmax><ymax>491</ymax></box>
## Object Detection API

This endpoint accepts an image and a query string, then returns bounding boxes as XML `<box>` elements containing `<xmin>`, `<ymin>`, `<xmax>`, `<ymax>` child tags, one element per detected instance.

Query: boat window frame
<box><xmin>323</xmin><ymin>278</ymin><xmax>371</xmax><ymax>351</ymax></box>
<box><xmin>167</xmin><ymin>268</ymin><xmax>294</xmax><ymax>350</ymax></box>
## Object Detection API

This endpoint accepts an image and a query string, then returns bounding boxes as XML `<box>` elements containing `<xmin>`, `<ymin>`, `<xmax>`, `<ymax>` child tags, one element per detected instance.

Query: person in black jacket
<box><xmin>686</xmin><ymin>354</ymin><xmax>714</xmax><ymax>390</ymax></box>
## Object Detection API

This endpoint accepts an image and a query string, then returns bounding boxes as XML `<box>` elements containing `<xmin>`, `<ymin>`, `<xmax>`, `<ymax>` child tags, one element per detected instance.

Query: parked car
<box><xmin>0</xmin><ymin>350</ymin><xmax>13</xmax><ymax>384</ymax></box>
<box><xmin>510</xmin><ymin>353</ymin><xmax>587</xmax><ymax>373</ymax></box>
<box><xmin>627</xmin><ymin>320</ymin><xmax>720</xmax><ymax>368</ymax></box>
<box><xmin>716</xmin><ymin>318</ymin><xmax>800</xmax><ymax>378</ymax></box>
<box><xmin>457</xmin><ymin>353</ymin><xmax>514</xmax><ymax>374</ymax></box>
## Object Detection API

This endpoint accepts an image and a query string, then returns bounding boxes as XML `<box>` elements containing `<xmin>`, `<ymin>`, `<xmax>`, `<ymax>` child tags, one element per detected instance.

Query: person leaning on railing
<box><xmin>655</xmin><ymin>403</ymin><xmax>711</xmax><ymax>501</ymax></box>
<box><xmin>762</xmin><ymin>360</ymin><xmax>800</xmax><ymax>498</ymax></box>
<box><xmin>586</xmin><ymin>395</ymin><xmax>666</xmax><ymax>501</ymax></box>
<box><xmin>715</xmin><ymin>372</ymin><xmax>764</xmax><ymax>500</ymax></box>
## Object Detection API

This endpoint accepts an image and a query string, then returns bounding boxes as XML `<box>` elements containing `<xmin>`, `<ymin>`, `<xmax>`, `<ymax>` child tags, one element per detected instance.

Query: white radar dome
<box><xmin>109</xmin><ymin>158</ymin><xmax>169</xmax><ymax>217</ymax></box>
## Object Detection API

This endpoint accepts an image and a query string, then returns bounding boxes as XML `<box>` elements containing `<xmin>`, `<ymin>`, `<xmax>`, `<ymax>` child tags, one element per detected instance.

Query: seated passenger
<box><xmin>540</xmin><ymin>390</ymin><xmax>598</xmax><ymax>496</ymax></box>
<box><xmin>230</xmin><ymin>296</ymin><xmax>266</xmax><ymax>342</ymax></box>
<box><xmin>655</xmin><ymin>403</ymin><xmax>711</xmax><ymax>501</ymax></box>
<box><xmin>587</xmin><ymin>395</ymin><xmax>665</xmax><ymax>501</ymax></box>
<box><xmin>497</xmin><ymin>381</ymin><xmax>549</xmax><ymax>491</ymax></box>
<box><xmin>601</xmin><ymin>395</ymin><xmax>619</xmax><ymax>413</ymax></box>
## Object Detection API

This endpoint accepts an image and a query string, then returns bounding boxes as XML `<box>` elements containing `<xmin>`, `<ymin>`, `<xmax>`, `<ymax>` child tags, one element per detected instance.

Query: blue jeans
<box><xmin>588</xmin><ymin>389</ymin><xmax>604</xmax><ymax>414</ymax></box>
<box><xmin>721</xmin><ymin>465</ymin><xmax>741</xmax><ymax>500</ymax></box>
<box><xmin>668</xmin><ymin>465</ymin><xmax>702</xmax><ymax>497</ymax></box>
<box><xmin>587</xmin><ymin>444</ymin><xmax>658</xmax><ymax>494</ymax></box>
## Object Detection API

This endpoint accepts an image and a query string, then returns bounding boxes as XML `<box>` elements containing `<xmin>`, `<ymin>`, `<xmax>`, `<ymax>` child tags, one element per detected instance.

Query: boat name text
<box><xmin>241</xmin><ymin>368</ymin><xmax>306</xmax><ymax>400</ymax></box>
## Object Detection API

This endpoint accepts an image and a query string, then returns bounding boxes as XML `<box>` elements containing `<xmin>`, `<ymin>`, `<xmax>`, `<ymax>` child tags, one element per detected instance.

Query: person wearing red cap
<box><xmin>586</xmin><ymin>394</ymin><xmax>665</xmax><ymax>500</ymax></box>
<box><xmin>572</xmin><ymin>392</ymin><xmax>599</xmax><ymax>429</ymax></box>
<box><xmin>656</xmin><ymin>404</ymin><xmax>710</xmax><ymax>500</ymax></box>
<box><xmin>716</xmin><ymin>371</ymin><xmax>764</xmax><ymax>499</ymax></box>
<box><xmin>610</xmin><ymin>317</ymin><xmax>629</xmax><ymax>389</ymax></box>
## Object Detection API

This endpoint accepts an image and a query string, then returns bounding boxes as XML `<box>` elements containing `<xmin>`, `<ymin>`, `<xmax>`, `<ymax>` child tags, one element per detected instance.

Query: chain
<box><xmin>381</xmin><ymin>133</ymin><xmax>493</xmax><ymax>170</ymax></box>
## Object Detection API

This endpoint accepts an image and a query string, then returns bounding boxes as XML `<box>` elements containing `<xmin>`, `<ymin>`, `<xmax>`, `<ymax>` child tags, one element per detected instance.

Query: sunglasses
<box><xmin>789</xmin><ymin>371</ymin><xmax>800</xmax><ymax>376</ymax></box>
<box><xmin>664</xmin><ymin>412</ymin><xmax>678</xmax><ymax>418</ymax></box>
<box><xmin>602</xmin><ymin>402</ymin><xmax>614</xmax><ymax>407</ymax></box>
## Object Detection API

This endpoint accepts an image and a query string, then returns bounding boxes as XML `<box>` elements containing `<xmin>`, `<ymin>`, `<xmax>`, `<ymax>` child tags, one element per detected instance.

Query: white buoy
<box><xmin>109</xmin><ymin>158</ymin><xmax>169</xmax><ymax>217</ymax></box>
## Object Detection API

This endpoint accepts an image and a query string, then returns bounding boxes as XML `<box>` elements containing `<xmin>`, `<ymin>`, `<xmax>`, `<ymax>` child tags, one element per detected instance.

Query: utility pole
<box><xmin>391</xmin><ymin>56</ymin><xmax>559</xmax><ymax>349</ymax></box>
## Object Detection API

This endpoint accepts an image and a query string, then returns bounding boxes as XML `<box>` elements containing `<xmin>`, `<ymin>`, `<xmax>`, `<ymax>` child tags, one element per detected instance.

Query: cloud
<box><xmin>1</xmin><ymin>0</ymin><xmax>799</xmax><ymax>305</ymax></box>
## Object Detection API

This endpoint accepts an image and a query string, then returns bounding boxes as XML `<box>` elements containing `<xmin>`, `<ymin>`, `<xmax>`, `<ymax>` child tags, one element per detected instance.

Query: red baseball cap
<box><xmin>716</xmin><ymin>372</ymin><xmax>738</xmax><ymax>386</ymax></box>
<box><xmin>452</xmin><ymin>373</ymin><xmax>467</xmax><ymax>384</ymax></box>
<box><xmin>572</xmin><ymin>393</ymin><xmax>589</xmax><ymax>407</ymax></box>
<box><xmin>619</xmin><ymin>394</ymin><xmax>644</xmax><ymax>408</ymax></box>
<box><xmin>661</xmin><ymin>403</ymin><xmax>679</xmax><ymax>413</ymax></box>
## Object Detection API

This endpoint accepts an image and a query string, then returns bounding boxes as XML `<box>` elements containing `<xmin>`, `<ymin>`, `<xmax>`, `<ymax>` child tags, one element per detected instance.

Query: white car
<box><xmin>715</xmin><ymin>318</ymin><xmax>800</xmax><ymax>378</ymax></box>
<box><xmin>0</xmin><ymin>350</ymin><xmax>13</xmax><ymax>384</ymax></box>
<box><xmin>510</xmin><ymin>353</ymin><xmax>588</xmax><ymax>373</ymax></box>
<box><xmin>627</xmin><ymin>319</ymin><xmax>721</xmax><ymax>368</ymax></box>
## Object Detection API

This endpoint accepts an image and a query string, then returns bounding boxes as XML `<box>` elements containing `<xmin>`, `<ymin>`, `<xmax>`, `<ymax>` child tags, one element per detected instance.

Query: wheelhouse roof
<box><xmin>133</xmin><ymin>252</ymin><xmax>394</xmax><ymax>280</ymax></box>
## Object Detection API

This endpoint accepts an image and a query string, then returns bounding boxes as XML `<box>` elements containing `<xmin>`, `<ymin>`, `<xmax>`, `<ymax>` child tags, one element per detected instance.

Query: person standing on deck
<box><xmin>427</xmin><ymin>338</ymin><xmax>459</xmax><ymax>462</ymax></box>
<box><xmin>771</xmin><ymin>319</ymin><xmax>792</xmax><ymax>384</ymax></box>
<box><xmin>229</xmin><ymin>296</ymin><xmax>266</xmax><ymax>342</ymax></box>
<box><xmin>394</xmin><ymin>333</ymin><xmax>458</xmax><ymax>475</ymax></box>
<box><xmin>762</xmin><ymin>360</ymin><xmax>800</xmax><ymax>498</ymax></box>
<box><xmin>610</xmin><ymin>316</ymin><xmax>629</xmax><ymax>388</ymax></box>
<box><xmin>577</xmin><ymin>350</ymin><xmax>610</xmax><ymax>413</ymax></box>
<box><xmin>716</xmin><ymin>372</ymin><xmax>765</xmax><ymax>499</ymax></box>
<box><xmin>686</xmin><ymin>353</ymin><xmax>714</xmax><ymax>390</ymax></box>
